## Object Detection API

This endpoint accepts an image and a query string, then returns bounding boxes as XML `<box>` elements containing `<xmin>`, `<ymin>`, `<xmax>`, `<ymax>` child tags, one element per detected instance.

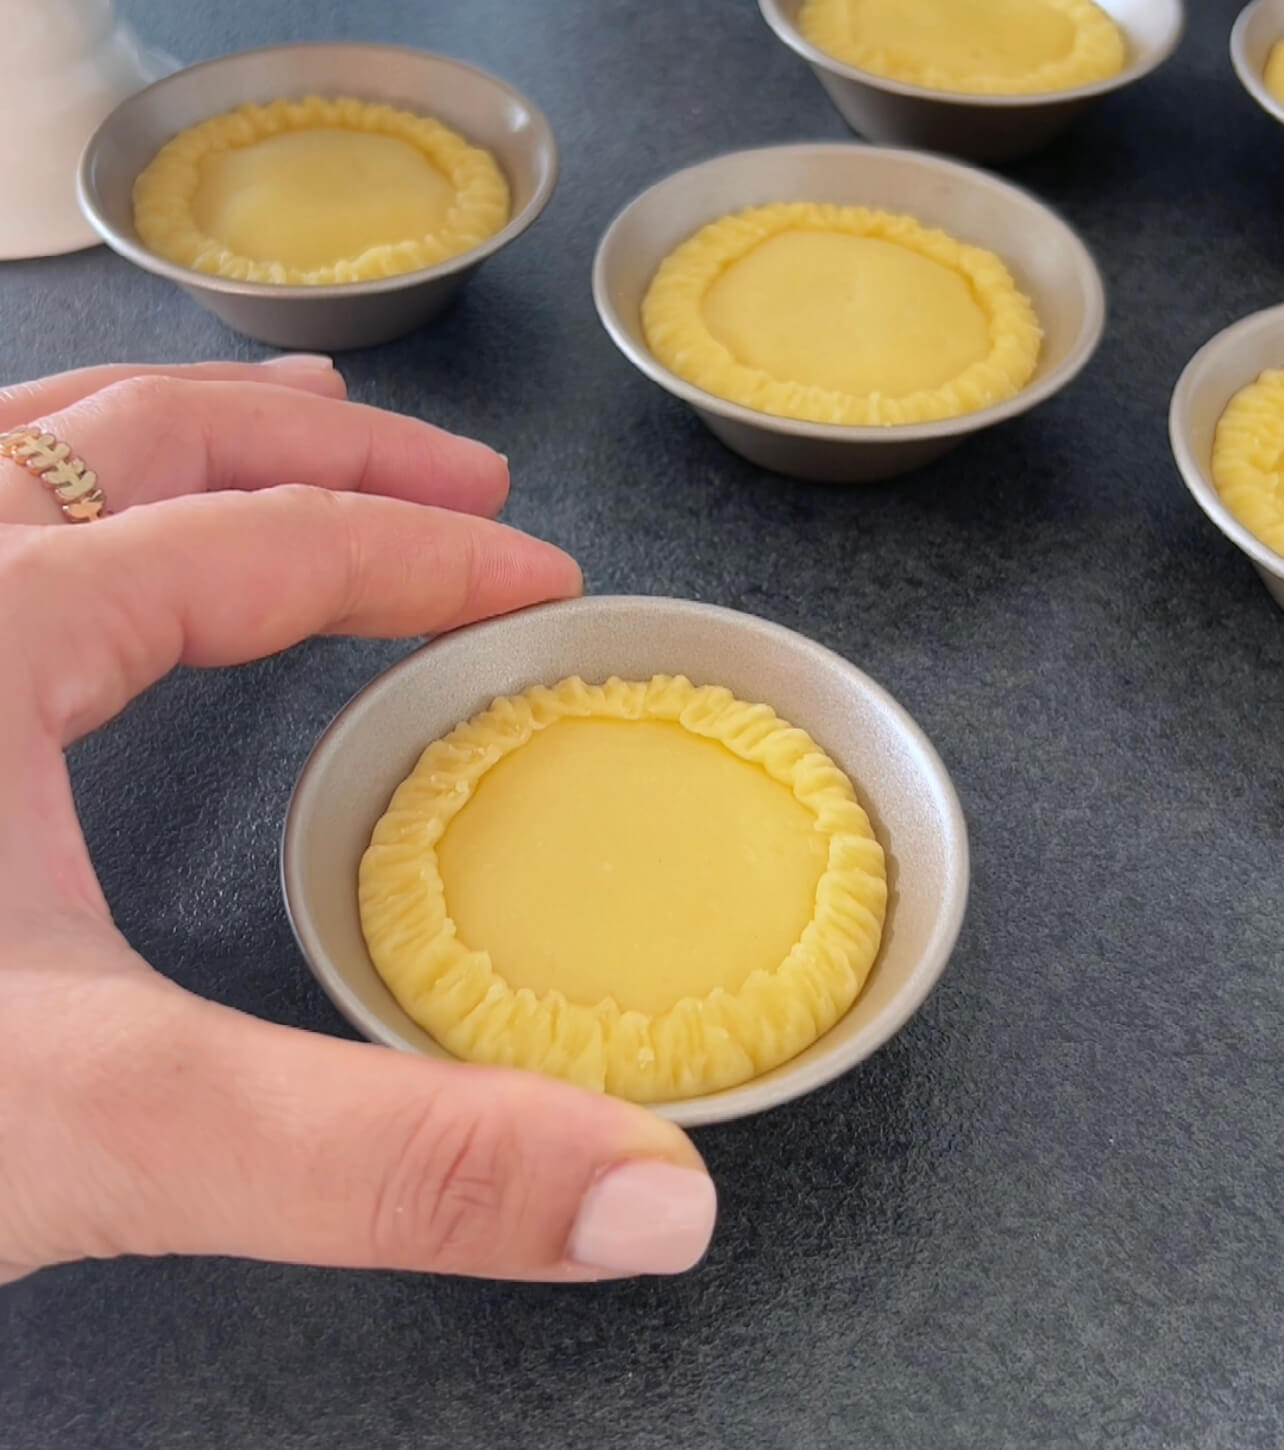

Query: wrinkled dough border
<box><xmin>641</xmin><ymin>203</ymin><xmax>1042</xmax><ymax>427</ymax></box>
<box><xmin>798</xmin><ymin>0</ymin><xmax>1127</xmax><ymax>97</ymax></box>
<box><xmin>133</xmin><ymin>95</ymin><xmax>510</xmax><ymax>285</ymax></box>
<box><xmin>1212</xmin><ymin>369</ymin><xmax>1284</xmax><ymax>560</ymax></box>
<box><xmin>359</xmin><ymin>675</ymin><xmax>888</xmax><ymax>1102</ymax></box>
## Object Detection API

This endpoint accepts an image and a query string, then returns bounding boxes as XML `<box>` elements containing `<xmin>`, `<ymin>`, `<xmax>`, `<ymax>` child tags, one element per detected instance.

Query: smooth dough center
<box><xmin>191</xmin><ymin>128</ymin><xmax>458</xmax><ymax>270</ymax></box>
<box><xmin>841</xmin><ymin>0</ymin><xmax>1077</xmax><ymax>77</ymax></box>
<box><xmin>701</xmin><ymin>229</ymin><xmax>991</xmax><ymax>398</ymax></box>
<box><xmin>435</xmin><ymin>718</ymin><xmax>829</xmax><ymax>1016</ymax></box>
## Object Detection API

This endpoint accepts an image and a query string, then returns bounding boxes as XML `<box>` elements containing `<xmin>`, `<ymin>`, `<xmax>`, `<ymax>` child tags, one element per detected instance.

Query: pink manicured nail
<box><xmin>569</xmin><ymin>1162</ymin><xmax>717</xmax><ymax>1275</ymax></box>
<box><xmin>263</xmin><ymin>353</ymin><xmax>334</xmax><ymax>372</ymax></box>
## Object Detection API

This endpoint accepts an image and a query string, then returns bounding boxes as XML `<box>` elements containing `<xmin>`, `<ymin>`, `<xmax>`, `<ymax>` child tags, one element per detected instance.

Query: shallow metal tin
<box><xmin>1231</xmin><ymin>0</ymin><xmax>1284</xmax><ymax>125</ymax></box>
<box><xmin>281</xmin><ymin>597</ymin><xmax>970</xmax><ymax>1129</ymax></box>
<box><xmin>77</xmin><ymin>43</ymin><xmax>558</xmax><ymax>350</ymax></box>
<box><xmin>592</xmin><ymin>142</ymin><xmax>1105</xmax><ymax>484</ymax></box>
<box><xmin>1169</xmin><ymin>305</ymin><xmax>1284</xmax><ymax>613</ymax></box>
<box><xmin>759</xmin><ymin>0</ymin><xmax>1185</xmax><ymax>164</ymax></box>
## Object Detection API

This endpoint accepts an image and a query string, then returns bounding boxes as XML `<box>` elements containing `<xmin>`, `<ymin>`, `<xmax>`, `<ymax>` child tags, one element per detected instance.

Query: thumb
<box><xmin>50</xmin><ymin>981</ymin><xmax>717</xmax><ymax>1280</ymax></box>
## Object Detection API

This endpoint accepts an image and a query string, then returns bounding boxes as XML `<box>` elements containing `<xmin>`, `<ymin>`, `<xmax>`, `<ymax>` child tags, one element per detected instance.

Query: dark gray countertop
<box><xmin>2</xmin><ymin>1</ymin><xmax>1282</xmax><ymax>1446</ymax></box>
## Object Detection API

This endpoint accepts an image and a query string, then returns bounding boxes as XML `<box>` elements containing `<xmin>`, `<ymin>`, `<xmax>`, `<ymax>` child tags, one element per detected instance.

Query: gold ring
<box><xmin>0</xmin><ymin>426</ymin><xmax>108</xmax><ymax>523</ymax></box>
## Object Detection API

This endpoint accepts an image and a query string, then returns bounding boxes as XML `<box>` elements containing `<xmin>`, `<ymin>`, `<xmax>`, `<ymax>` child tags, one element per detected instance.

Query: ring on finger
<box><xmin>0</xmin><ymin>426</ymin><xmax>109</xmax><ymax>523</ymax></box>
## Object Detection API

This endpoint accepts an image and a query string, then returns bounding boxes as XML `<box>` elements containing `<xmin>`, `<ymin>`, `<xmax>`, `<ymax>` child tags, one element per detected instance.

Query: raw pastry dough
<box><xmin>133</xmin><ymin>96</ymin><xmax>509</xmax><ymax>285</ymax></box>
<box><xmin>359</xmin><ymin>675</ymin><xmax>888</xmax><ymax>1102</ymax></box>
<box><xmin>1211</xmin><ymin>369</ymin><xmax>1284</xmax><ymax>559</ymax></box>
<box><xmin>642</xmin><ymin>202</ymin><xmax>1041</xmax><ymax>426</ymax></box>
<box><xmin>798</xmin><ymin>0</ymin><xmax>1127</xmax><ymax>96</ymax></box>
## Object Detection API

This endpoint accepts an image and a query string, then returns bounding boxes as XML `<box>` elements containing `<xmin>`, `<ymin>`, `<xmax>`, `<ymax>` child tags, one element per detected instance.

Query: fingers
<box><xmin>0</xmin><ymin>373</ymin><xmax>508</xmax><ymax>525</ymax></box>
<box><xmin>11</xmin><ymin>486</ymin><xmax>580</xmax><ymax>742</ymax></box>
<box><xmin>0</xmin><ymin>710</ymin><xmax>105</xmax><ymax>921</ymax></box>
<box><xmin>0</xmin><ymin>357</ymin><xmax>346</xmax><ymax>432</ymax></box>
<box><xmin>0</xmin><ymin>358</ymin><xmax>349</xmax><ymax>523</ymax></box>
<box><xmin>13</xmin><ymin>971</ymin><xmax>716</xmax><ymax>1279</ymax></box>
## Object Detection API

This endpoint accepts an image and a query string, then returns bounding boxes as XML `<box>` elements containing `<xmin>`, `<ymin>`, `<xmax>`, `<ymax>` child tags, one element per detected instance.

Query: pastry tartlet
<box><xmin>358</xmin><ymin>675</ymin><xmax>888</xmax><ymax>1103</ymax></box>
<box><xmin>642</xmin><ymin>202</ymin><xmax>1041</xmax><ymax>427</ymax></box>
<box><xmin>1211</xmin><ymin>369</ymin><xmax>1284</xmax><ymax>559</ymax></box>
<box><xmin>133</xmin><ymin>96</ymin><xmax>510</xmax><ymax>285</ymax></box>
<box><xmin>798</xmin><ymin>0</ymin><xmax>1127</xmax><ymax>96</ymax></box>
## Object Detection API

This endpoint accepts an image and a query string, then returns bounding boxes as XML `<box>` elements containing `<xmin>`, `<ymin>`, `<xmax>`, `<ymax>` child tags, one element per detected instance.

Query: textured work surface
<box><xmin>2</xmin><ymin>1</ymin><xmax>1283</xmax><ymax>1446</ymax></box>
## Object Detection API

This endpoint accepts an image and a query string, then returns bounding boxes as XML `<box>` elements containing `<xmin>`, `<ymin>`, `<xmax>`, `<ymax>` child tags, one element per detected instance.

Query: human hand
<box><xmin>0</xmin><ymin>359</ymin><xmax>716</xmax><ymax>1285</ymax></box>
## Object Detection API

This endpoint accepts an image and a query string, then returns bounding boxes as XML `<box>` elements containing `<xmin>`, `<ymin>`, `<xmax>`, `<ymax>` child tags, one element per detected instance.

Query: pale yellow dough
<box><xmin>1211</xmin><ymin>369</ymin><xmax>1284</xmax><ymax>560</ymax></box>
<box><xmin>642</xmin><ymin>203</ymin><xmax>1041</xmax><ymax>427</ymax></box>
<box><xmin>133</xmin><ymin>96</ymin><xmax>510</xmax><ymax>285</ymax></box>
<box><xmin>798</xmin><ymin>0</ymin><xmax>1126</xmax><ymax>96</ymax></box>
<box><xmin>1265</xmin><ymin>41</ymin><xmax>1284</xmax><ymax>104</ymax></box>
<box><xmin>359</xmin><ymin>676</ymin><xmax>888</xmax><ymax>1103</ymax></box>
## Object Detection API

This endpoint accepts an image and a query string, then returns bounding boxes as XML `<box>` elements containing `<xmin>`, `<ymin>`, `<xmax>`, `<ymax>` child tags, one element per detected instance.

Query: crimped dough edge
<box><xmin>1211</xmin><ymin>369</ymin><xmax>1284</xmax><ymax>560</ymax></box>
<box><xmin>798</xmin><ymin>0</ymin><xmax>1127</xmax><ymax>97</ymax></box>
<box><xmin>358</xmin><ymin>675</ymin><xmax>889</xmax><ymax>1102</ymax></box>
<box><xmin>133</xmin><ymin>95</ymin><xmax>510</xmax><ymax>286</ymax></box>
<box><xmin>641</xmin><ymin>202</ymin><xmax>1042</xmax><ymax>427</ymax></box>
